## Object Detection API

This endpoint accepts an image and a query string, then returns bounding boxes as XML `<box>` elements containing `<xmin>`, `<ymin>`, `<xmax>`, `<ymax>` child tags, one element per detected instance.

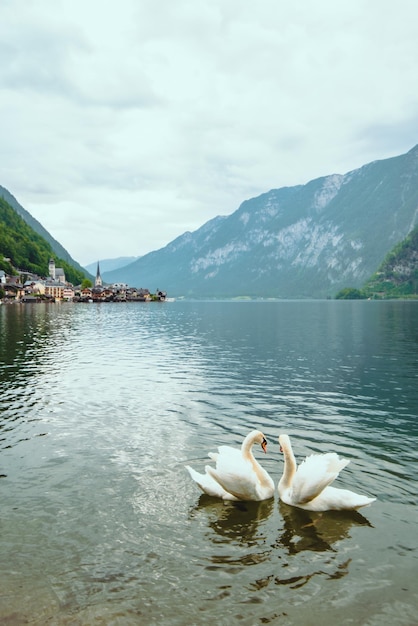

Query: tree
<box><xmin>335</xmin><ymin>287</ymin><xmax>366</xmax><ymax>299</ymax></box>
<box><xmin>81</xmin><ymin>278</ymin><xmax>93</xmax><ymax>289</ymax></box>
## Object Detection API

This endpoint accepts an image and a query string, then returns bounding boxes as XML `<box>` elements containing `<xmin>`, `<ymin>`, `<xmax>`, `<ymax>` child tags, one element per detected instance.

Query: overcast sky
<box><xmin>1</xmin><ymin>0</ymin><xmax>417</xmax><ymax>266</ymax></box>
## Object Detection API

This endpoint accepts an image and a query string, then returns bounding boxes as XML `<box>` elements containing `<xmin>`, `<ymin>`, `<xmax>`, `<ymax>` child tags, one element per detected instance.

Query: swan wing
<box><xmin>207</xmin><ymin>445</ymin><xmax>242</xmax><ymax>466</ymax></box>
<box><xmin>185</xmin><ymin>465</ymin><xmax>238</xmax><ymax>500</ymax></box>
<box><xmin>216</xmin><ymin>445</ymin><xmax>243</xmax><ymax>459</ymax></box>
<box><xmin>206</xmin><ymin>461</ymin><xmax>262</xmax><ymax>501</ymax></box>
<box><xmin>291</xmin><ymin>453</ymin><xmax>350</xmax><ymax>504</ymax></box>
<box><xmin>214</xmin><ymin>446</ymin><xmax>247</xmax><ymax>468</ymax></box>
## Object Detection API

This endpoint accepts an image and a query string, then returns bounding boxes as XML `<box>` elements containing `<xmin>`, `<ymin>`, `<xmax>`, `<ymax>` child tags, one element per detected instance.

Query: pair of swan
<box><xmin>186</xmin><ymin>431</ymin><xmax>376</xmax><ymax>511</ymax></box>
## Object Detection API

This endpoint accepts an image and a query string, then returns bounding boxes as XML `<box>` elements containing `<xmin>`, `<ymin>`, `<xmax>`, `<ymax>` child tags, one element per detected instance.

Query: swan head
<box><xmin>246</xmin><ymin>430</ymin><xmax>268</xmax><ymax>453</ymax></box>
<box><xmin>278</xmin><ymin>433</ymin><xmax>290</xmax><ymax>452</ymax></box>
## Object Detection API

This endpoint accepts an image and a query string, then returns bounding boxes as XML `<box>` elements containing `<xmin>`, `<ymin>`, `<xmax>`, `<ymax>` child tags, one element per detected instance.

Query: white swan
<box><xmin>278</xmin><ymin>434</ymin><xmax>376</xmax><ymax>511</ymax></box>
<box><xmin>186</xmin><ymin>430</ymin><xmax>275</xmax><ymax>501</ymax></box>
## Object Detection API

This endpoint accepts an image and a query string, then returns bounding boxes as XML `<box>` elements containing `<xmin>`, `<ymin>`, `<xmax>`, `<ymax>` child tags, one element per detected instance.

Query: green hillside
<box><xmin>0</xmin><ymin>197</ymin><xmax>86</xmax><ymax>284</ymax></box>
<box><xmin>0</xmin><ymin>184</ymin><xmax>90</xmax><ymax>278</ymax></box>
<box><xmin>336</xmin><ymin>226</ymin><xmax>418</xmax><ymax>299</ymax></box>
<box><xmin>363</xmin><ymin>226</ymin><xmax>418</xmax><ymax>298</ymax></box>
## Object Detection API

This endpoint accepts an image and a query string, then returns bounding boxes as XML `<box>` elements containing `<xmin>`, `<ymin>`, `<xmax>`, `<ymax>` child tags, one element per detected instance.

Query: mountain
<box><xmin>103</xmin><ymin>145</ymin><xmax>418</xmax><ymax>298</ymax></box>
<box><xmin>84</xmin><ymin>257</ymin><xmax>139</xmax><ymax>275</ymax></box>
<box><xmin>0</xmin><ymin>185</ymin><xmax>91</xmax><ymax>280</ymax></box>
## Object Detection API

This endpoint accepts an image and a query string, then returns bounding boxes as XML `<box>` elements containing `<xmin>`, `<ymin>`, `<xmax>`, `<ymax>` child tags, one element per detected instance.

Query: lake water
<box><xmin>0</xmin><ymin>300</ymin><xmax>417</xmax><ymax>625</ymax></box>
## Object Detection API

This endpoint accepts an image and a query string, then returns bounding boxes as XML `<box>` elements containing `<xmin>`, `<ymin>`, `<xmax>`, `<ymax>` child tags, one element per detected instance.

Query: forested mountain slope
<box><xmin>0</xmin><ymin>186</ymin><xmax>91</xmax><ymax>279</ymax></box>
<box><xmin>0</xmin><ymin>197</ymin><xmax>86</xmax><ymax>285</ymax></box>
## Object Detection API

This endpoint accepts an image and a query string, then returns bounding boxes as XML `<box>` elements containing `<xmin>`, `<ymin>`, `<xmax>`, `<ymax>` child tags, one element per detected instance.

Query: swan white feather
<box><xmin>278</xmin><ymin>434</ymin><xmax>376</xmax><ymax>511</ymax></box>
<box><xmin>185</xmin><ymin>464</ymin><xmax>238</xmax><ymax>500</ymax></box>
<box><xmin>186</xmin><ymin>430</ymin><xmax>275</xmax><ymax>501</ymax></box>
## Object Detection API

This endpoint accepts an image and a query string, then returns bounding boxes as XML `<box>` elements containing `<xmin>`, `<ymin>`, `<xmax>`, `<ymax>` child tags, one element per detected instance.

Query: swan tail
<box><xmin>349</xmin><ymin>494</ymin><xmax>376</xmax><ymax>509</ymax></box>
<box><xmin>323</xmin><ymin>488</ymin><xmax>376</xmax><ymax>510</ymax></box>
<box><xmin>306</xmin><ymin>487</ymin><xmax>376</xmax><ymax>511</ymax></box>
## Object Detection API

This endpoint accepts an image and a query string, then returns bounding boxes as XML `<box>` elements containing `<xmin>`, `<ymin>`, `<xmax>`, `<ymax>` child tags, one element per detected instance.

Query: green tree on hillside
<box><xmin>336</xmin><ymin>225</ymin><xmax>418</xmax><ymax>299</ymax></box>
<box><xmin>335</xmin><ymin>287</ymin><xmax>366</xmax><ymax>299</ymax></box>
<box><xmin>0</xmin><ymin>197</ymin><xmax>86</xmax><ymax>284</ymax></box>
<box><xmin>81</xmin><ymin>278</ymin><xmax>93</xmax><ymax>289</ymax></box>
<box><xmin>363</xmin><ymin>225</ymin><xmax>418</xmax><ymax>298</ymax></box>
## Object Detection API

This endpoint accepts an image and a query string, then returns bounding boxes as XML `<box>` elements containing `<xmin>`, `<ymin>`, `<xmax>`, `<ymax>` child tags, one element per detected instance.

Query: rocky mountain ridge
<box><xmin>102</xmin><ymin>145</ymin><xmax>418</xmax><ymax>297</ymax></box>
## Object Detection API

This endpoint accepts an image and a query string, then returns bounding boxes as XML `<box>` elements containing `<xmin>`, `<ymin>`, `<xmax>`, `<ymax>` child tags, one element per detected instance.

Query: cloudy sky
<box><xmin>1</xmin><ymin>0</ymin><xmax>417</xmax><ymax>266</ymax></box>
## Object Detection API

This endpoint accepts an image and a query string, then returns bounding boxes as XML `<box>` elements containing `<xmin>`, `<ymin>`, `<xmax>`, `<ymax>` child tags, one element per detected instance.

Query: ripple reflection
<box><xmin>276</xmin><ymin>501</ymin><xmax>373</xmax><ymax>555</ymax></box>
<box><xmin>189</xmin><ymin>496</ymin><xmax>275</xmax><ymax>574</ymax></box>
<box><xmin>190</xmin><ymin>496</ymin><xmax>274</xmax><ymax>543</ymax></box>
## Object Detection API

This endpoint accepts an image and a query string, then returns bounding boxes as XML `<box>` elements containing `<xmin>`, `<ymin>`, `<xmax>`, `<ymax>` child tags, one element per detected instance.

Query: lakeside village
<box><xmin>0</xmin><ymin>259</ymin><xmax>167</xmax><ymax>304</ymax></box>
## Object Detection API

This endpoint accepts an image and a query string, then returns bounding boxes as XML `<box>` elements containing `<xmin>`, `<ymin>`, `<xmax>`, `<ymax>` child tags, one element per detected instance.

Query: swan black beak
<box><xmin>261</xmin><ymin>438</ymin><xmax>267</xmax><ymax>453</ymax></box>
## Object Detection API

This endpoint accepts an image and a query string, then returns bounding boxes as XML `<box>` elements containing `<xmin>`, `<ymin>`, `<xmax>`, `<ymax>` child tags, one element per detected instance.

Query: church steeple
<box><xmin>49</xmin><ymin>258</ymin><xmax>56</xmax><ymax>280</ymax></box>
<box><xmin>95</xmin><ymin>261</ymin><xmax>102</xmax><ymax>287</ymax></box>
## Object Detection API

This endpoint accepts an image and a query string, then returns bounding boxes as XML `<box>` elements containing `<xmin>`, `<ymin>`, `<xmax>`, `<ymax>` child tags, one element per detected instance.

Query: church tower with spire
<box><xmin>95</xmin><ymin>261</ymin><xmax>103</xmax><ymax>287</ymax></box>
<box><xmin>49</xmin><ymin>258</ymin><xmax>56</xmax><ymax>280</ymax></box>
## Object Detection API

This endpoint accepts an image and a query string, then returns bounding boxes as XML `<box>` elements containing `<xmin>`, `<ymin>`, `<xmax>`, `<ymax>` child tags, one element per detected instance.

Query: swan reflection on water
<box><xmin>276</xmin><ymin>501</ymin><xmax>373</xmax><ymax>555</ymax></box>
<box><xmin>257</xmin><ymin>503</ymin><xmax>375</xmax><ymax>592</ymax></box>
<box><xmin>189</xmin><ymin>495</ymin><xmax>274</xmax><ymax>544</ymax></box>
<box><xmin>189</xmin><ymin>494</ymin><xmax>372</xmax><ymax>554</ymax></box>
<box><xmin>189</xmin><ymin>496</ymin><xmax>275</xmax><ymax>571</ymax></box>
<box><xmin>188</xmin><ymin>493</ymin><xmax>374</xmax><ymax>588</ymax></box>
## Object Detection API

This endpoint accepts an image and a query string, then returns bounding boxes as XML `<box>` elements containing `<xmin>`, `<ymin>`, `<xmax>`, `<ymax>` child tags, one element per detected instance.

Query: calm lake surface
<box><xmin>0</xmin><ymin>300</ymin><xmax>417</xmax><ymax>625</ymax></box>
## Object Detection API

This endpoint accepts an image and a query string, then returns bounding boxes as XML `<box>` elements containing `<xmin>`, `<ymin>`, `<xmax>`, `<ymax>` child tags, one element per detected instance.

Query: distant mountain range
<box><xmin>84</xmin><ymin>257</ymin><xmax>139</xmax><ymax>275</ymax></box>
<box><xmin>102</xmin><ymin>145</ymin><xmax>418</xmax><ymax>298</ymax></box>
<box><xmin>1</xmin><ymin>145</ymin><xmax>418</xmax><ymax>298</ymax></box>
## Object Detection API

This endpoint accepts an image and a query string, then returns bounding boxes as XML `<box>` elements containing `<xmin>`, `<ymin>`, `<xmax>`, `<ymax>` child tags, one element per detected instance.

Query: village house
<box><xmin>80</xmin><ymin>287</ymin><xmax>93</xmax><ymax>300</ymax></box>
<box><xmin>2</xmin><ymin>280</ymin><xmax>25</xmax><ymax>301</ymax></box>
<box><xmin>44</xmin><ymin>282</ymin><xmax>66</xmax><ymax>300</ymax></box>
<box><xmin>24</xmin><ymin>280</ymin><xmax>46</xmax><ymax>295</ymax></box>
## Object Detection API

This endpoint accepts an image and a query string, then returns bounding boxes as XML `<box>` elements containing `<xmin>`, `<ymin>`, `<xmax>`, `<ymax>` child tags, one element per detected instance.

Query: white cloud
<box><xmin>0</xmin><ymin>0</ymin><xmax>417</xmax><ymax>265</ymax></box>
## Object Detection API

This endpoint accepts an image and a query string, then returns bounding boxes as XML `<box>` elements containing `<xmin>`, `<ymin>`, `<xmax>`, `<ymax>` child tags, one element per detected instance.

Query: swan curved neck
<box><xmin>241</xmin><ymin>433</ymin><xmax>257</xmax><ymax>462</ymax></box>
<box><xmin>241</xmin><ymin>432</ymin><xmax>269</xmax><ymax>487</ymax></box>
<box><xmin>280</xmin><ymin>440</ymin><xmax>297</xmax><ymax>490</ymax></box>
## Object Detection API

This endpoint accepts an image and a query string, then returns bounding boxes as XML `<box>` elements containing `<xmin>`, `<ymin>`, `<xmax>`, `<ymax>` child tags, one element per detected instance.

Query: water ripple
<box><xmin>0</xmin><ymin>301</ymin><xmax>417</xmax><ymax>625</ymax></box>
